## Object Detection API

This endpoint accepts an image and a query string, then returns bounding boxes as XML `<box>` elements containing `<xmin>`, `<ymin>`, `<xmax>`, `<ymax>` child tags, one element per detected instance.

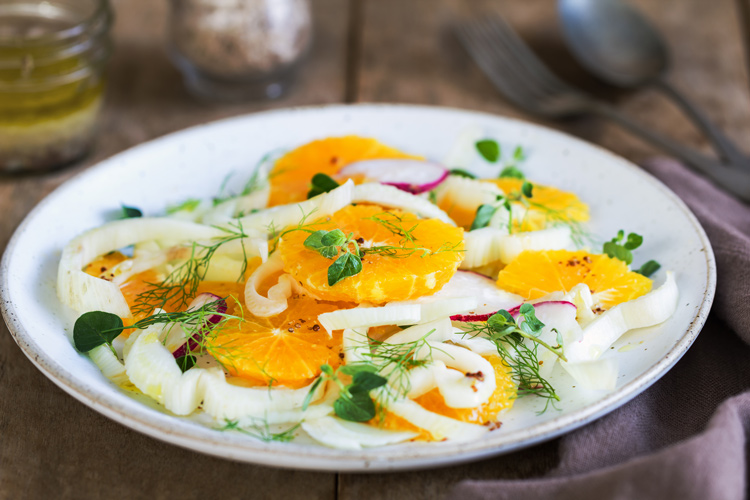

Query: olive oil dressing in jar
<box><xmin>0</xmin><ymin>0</ymin><xmax>112</xmax><ymax>172</ymax></box>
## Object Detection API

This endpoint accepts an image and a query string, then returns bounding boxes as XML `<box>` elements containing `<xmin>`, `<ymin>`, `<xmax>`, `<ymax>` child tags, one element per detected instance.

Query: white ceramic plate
<box><xmin>0</xmin><ymin>104</ymin><xmax>715</xmax><ymax>471</ymax></box>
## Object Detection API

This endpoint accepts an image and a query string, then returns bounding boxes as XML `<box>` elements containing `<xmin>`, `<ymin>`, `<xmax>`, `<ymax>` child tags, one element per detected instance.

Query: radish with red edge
<box><xmin>338</xmin><ymin>159</ymin><xmax>449</xmax><ymax>194</ymax></box>
<box><xmin>171</xmin><ymin>292</ymin><xmax>227</xmax><ymax>359</ymax></box>
<box><xmin>517</xmin><ymin>301</ymin><xmax>581</xmax><ymax>378</ymax></box>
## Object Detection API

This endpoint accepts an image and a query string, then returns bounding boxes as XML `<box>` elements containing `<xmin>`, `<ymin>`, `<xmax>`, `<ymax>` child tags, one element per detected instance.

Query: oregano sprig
<box><xmin>73</xmin><ymin>299</ymin><xmax>238</xmax><ymax>357</ymax></box>
<box><xmin>476</xmin><ymin>139</ymin><xmax>500</xmax><ymax>163</ymax></box>
<box><xmin>307</xmin><ymin>173</ymin><xmax>340</xmax><ymax>199</ymax></box>
<box><xmin>470</xmin><ymin>181</ymin><xmax>534</xmax><ymax>231</ymax></box>
<box><xmin>603</xmin><ymin>230</ymin><xmax>661</xmax><ymax>276</ymax></box>
<box><xmin>302</xmin><ymin>364</ymin><xmax>387</xmax><ymax>422</ymax></box>
<box><xmin>304</xmin><ymin>229</ymin><xmax>363</xmax><ymax>286</ymax></box>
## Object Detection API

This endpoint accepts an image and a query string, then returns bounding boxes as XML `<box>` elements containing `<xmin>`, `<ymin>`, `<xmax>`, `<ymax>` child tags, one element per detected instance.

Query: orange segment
<box><xmin>487</xmin><ymin>178</ymin><xmax>589</xmax><ymax>232</ymax></box>
<box><xmin>496</xmin><ymin>249</ymin><xmax>652</xmax><ymax>309</ymax></box>
<box><xmin>83</xmin><ymin>251</ymin><xmax>127</xmax><ymax>281</ymax></box>
<box><xmin>277</xmin><ymin>204</ymin><xmax>464</xmax><ymax>304</ymax></box>
<box><xmin>207</xmin><ymin>297</ymin><xmax>343</xmax><ymax>388</ymax></box>
<box><xmin>415</xmin><ymin>355</ymin><xmax>515</xmax><ymax>425</ymax></box>
<box><xmin>268</xmin><ymin>136</ymin><xmax>419</xmax><ymax>206</ymax></box>
<box><xmin>437</xmin><ymin>196</ymin><xmax>480</xmax><ymax>229</ymax></box>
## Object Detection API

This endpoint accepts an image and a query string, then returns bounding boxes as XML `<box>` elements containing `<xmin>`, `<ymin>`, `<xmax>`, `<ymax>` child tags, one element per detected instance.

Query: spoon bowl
<box><xmin>559</xmin><ymin>0</ymin><xmax>749</xmax><ymax>169</ymax></box>
<box><xmin>559</xmin><ymin>0</ymin><xmax>669</xmax><ymax>86</ymax></box>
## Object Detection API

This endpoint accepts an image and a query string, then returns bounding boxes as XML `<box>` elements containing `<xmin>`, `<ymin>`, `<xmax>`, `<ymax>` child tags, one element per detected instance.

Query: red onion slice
<box><xmin>507</xmin><ymin>300</ymin><xmax>577</xmax><ymax>317</ymax></box>
<box><xmin>172</xmin><ymin>292</ymin><xmax>226</xmax><ymax>359</ymax></box>
<box><xmin>431</xmin><ymin>270</ymin><xmax>521</xmax><ymax>321</ymax></box>
<box><xmin>338</xmin><ymin>159</ymin><xmax>449</xmax><ymax>194</ymax></box>
<box><xmin>451</xmin><ymin>300</ymin><xmax>577</xmax><ymax>323</ymax></box>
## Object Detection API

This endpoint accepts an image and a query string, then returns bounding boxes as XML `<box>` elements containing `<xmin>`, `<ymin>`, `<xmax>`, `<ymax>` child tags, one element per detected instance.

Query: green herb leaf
<box><xmin>328</xmin><ymin>252</ymin><xmax>363</xmax><ymax>286</ymax></box>
<box><xmin>304</xmin><ymin>230</ymin><xmax>341</xmax><ymax>259</ymax></box>
<box><xmin>121</xmin><ymin>205</ymin><xmax>142</xmax><ymax>219</ymax></box>
<box><xmin>166</xmin><ymin>198</ymin><xmax>201</xmax><ymax>214</ymax></box>
<box><xmin>476</xmin><ymin>139</ymin><xmax>500</xmax><ymax>163</ymax></box>
<box><xmin>302</xmin><ymin>374</ymin><xmax>325</xmax><ymax>411</ymax></box>
<box><xmin>349</xmin><ymin>371</ymin><xmax>388</xmax><ymax>393</ymax></box>
<box><xmin>488</xmin><ymin>310</ymin><xmax>515</xmax><ymax>333</ymax></box>
<box><xmin>470</xmin><ymin>204</ymin><xmax>499</xmax><ymax>230</ymax></box>
<box><xmin>624</xmin><ymin>232</ymin><xmax>643</xmax><ymax>250</ymax></box>
<box><xmin>303</xmin><ymin>230</ymin><xmax>325</xmax><ymax>248</ymax></box>
<box><xmin>307</xmin><ymin>173</ymin><xmax>340</xmax><ymax>199</ymax></box>
<box><xmin>73</xmin><ymin>311</ymin><xmax>124</xmax><ymax>353</ymax></box>
<box><xmin>521</xmin><ymin>181</ymin><xmax>534</xmax><ymax>198</ymax></box>
<box><xmin>449</xmin><ymin>168</ymin><xmax>477</xmax><ymax>179</ymax></box>
<box><xmin>603</xmin><ymin>240</ymin><xmax>633</xmax><ymax>265</ymax></box>
<box><xmin>339</xmin><ymin>363</ymin><xmax>379</xmax><ymax>376</ymax></box>
<box><xmin>518</xmin><ymin>303</ymin><xmax>545</xmax><ymax>336</ymax></box>
<box><xmin>176</xmin><ymin>354</ymin><xmax>197</xmax><ymax>373</ymax></box>
<box><xmin>334</xmin><ymin>392</ymin><xmax>377</xmax><ymax>422</ymax></box>
<box><xmin>635</xmin><ymin>260</ymin><xmax>661</xmax><ymax>277</ymax></box>
<box><xmin>603</xmin><ymin>230</ymin><xmax>644</xmax><ymax>265</ymax></box>
<box><xmin>499</xmin><ymin>166</ymin><xmax>525</xmax><ymax>179</ymax></box>
<box><xmin>320</xmin><ymin>229</ymin><xmax>347</xmax><ymax>247</ymax></box>
<box><xmin>513</xmin><ymin>145</ymin><xmax>526</xmax><ymax>161</ymax></box>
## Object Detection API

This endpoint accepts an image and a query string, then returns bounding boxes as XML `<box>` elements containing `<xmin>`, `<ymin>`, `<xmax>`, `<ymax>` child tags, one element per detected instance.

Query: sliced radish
<box><xmin>516</xmin><ymin>301</ymin><xmax>581</xmax><ymax>378</ymax></box>
<box><xmin>430</xmin><ymin>270</ymin><xmax>522</xmax><ymax>317</ymax></box>
<box><xmin>171</xmin><ymin>293</ymin><xmax>227</xmax><ymax>359</ymax></box>
<box><xmin>338</xmin><ymin>159</ymin><xmax>449</xmax><ymax>194</ymax></box>
<box><xmin>507</xmin><ymin>300</ymin><xmax>577</xmax><ymax>316</ymax></box>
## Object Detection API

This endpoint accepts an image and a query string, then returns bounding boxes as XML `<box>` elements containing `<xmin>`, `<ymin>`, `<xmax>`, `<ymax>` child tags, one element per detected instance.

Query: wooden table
<box><xmin>1</xmin><ymin>0</ymin><xmax>748</xmax><ymax>498</ymax></box>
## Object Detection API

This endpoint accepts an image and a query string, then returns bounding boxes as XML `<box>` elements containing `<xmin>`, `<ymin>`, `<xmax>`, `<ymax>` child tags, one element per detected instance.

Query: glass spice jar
<box><xmin>168</xmin><ymin>0</ymin><xmax>313</xmax><ymax>102</ymax></box>
<box><xmin>0</xmin><ymin>0</ymin><xmax>113</xmax><ymax>172</ymax></box>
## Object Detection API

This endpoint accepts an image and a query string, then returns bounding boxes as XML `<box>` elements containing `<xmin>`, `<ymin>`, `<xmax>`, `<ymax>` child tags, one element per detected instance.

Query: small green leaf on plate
<box><xmin>476</xmin><ymin>139</ymin><xmax>500</xmax><ymax>163</ymax></box>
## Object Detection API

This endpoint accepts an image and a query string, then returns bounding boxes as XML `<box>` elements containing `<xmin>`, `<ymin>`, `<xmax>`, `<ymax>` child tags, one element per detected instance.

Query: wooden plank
<box><xmin>339</xmin><ymin>0</ymin><xmax>750</xmax><ymax>498</ymax></box>
<box><xmin>0</xmin><ymin>0</ymin><xmax>348</xmax><ymax>498</ymax></box>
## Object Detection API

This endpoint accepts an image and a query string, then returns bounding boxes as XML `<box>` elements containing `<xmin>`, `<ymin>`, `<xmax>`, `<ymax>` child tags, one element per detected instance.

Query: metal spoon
<box><xmin>558</xmin><ymin>0</ymin><xmax>748</xmax><ymax>169</ymax></box>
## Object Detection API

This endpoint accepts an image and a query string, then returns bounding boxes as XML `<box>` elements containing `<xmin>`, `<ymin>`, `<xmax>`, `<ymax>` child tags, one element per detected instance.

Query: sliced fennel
<box><xmin>318</xmin><ymin>297</ymin><xmax>476</xmax><ymax>333</ymax></box>
<box><xmin>58</xmin><ymin>218</ymin><xmax>230</xmax><ymax>317</ymax></box>
<box><xmin>235</xmin><ymin>180</ymin><xmax>353</xmax><ymax>232</ymax></box>
<box><xmin>352</xmin><ymin>183</ymin><xmax>455</xmax><ymax>224</ymax></box>
<box><xmin>302</xmin><ymin>416</ymin><xmax>417</xmax><ymax>450</ymax></box>
<box><xmin>461</xmin><ymin>226</ymin><xmax>573</xmax><ymax>269</ymax></box>
<box><xmin>123</xmin><ymin>325</ymin><xmax>327</xmax><ymax>421</ymax></box>
<box><xmin>565</xmin><ymin>271</ymin><xmax>679</xmax><ymax>363</ymax></box>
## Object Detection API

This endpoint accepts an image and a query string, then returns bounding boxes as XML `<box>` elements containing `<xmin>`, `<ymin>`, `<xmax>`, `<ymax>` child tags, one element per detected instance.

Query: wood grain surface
<box><xmin>0</xmin><ymin>0</ymin><xmax>747</xmax><ymax>499</ymax></box>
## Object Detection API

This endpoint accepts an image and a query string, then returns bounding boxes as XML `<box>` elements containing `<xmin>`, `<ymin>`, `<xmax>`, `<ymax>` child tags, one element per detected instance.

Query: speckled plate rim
<box><xmin>0</xmin><ymin>103</ymin><xmax>716</xmax><ymax>472</ymax></box>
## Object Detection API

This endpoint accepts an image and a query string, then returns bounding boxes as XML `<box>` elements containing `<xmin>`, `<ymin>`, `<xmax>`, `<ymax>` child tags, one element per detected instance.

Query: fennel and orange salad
<box><xmin>57</xmin><ymin>135</ymin><xmax>678</xmax><ymax>449</ymax></box>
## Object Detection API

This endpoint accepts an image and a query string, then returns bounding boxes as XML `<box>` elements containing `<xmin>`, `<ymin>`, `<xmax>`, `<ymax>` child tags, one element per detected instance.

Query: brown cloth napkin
<box><xmin>449</xmin><ymin>158</ymin><xmax>750</xmax><ymax>500</ymax></box>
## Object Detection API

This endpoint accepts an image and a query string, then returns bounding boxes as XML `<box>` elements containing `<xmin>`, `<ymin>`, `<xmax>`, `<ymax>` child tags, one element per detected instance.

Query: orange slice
<box><xmin>488</xmin><ymin>178</ymin><xmax>589</xmax><ymax>232</ymax></box>
<box><xmin>377</xmin><ymin>355</ymin><xmax>515</xmax><ymax>440</ymax></box>
<box><xmin>206</xmin><ymin>296</ymin><xmax>343</xmax><ymax>388</ymax></box>
<box><xmin>496</xmin><ymin>249</ymin><xmax>652</xmax><ymax>309</ymax></box>
<box><xmin>277</xmin><ymin>204</ymin><xmax>464</xmax><ymax>304</ymax></box>
<box><xmin>268</xmin><ymin>136</ymin><xmax>419</xmax><ymax>206</ymax></box>
<box><xmin>83</xmin><ymin>251</ymin><xmax>128</xmax><ymax>281</ymax></box>
<box><xmin>414</xmin><ymin>355</ymin><xmax>515</xmax><ymax>425</ymax></box>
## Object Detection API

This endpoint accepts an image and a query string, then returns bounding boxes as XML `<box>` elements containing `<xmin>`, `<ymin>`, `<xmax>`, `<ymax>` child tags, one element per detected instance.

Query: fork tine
<box><xmin>455</xmin><ymin>20</ymin><xmax>545</xmax><ymax>111</ymax></box>
<box><xmin>471</xmin><ymin>18</ymin><xmax>558</xmax><ymax>102</ymax></box>
<box><xmin>483</xmin><ymin>14</ymin><xmax>575</xmax><ymax>96</ymax></box>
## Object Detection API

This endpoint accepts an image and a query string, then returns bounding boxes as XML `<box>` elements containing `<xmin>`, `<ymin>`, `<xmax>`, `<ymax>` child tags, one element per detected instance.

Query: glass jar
<box><xmin>0</xmin><ymin>0</ymin><xmax>112</xmax><ymax>172</ymax></box>
<box><xmin>168</xmin><ymin>0</ymin><xmax>313</xmax><ymax>102</ymax></box>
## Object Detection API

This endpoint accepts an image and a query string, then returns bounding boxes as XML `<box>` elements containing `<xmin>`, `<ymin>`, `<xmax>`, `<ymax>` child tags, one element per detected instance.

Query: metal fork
<box><xmin>455</xmin><ymin>15</ymin><xmax>750</xmax><ymax>202</ymax></box>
